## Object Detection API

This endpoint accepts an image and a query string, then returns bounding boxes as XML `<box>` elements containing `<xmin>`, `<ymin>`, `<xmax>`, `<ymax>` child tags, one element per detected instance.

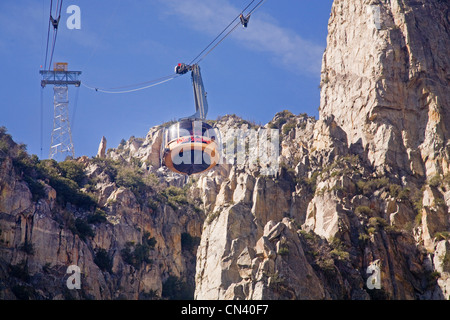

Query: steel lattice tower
<box><xmin>49</xmin><ymin>86</ymin><xmax>74</xmax><ymax>160</ymax></box>
<box><xmin>40</xmin><ymin>63</ymin><xmax>81</xmax><ymax>161</ymax></box>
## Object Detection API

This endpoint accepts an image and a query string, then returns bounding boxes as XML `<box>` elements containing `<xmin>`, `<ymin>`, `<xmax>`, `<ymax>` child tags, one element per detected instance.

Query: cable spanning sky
<box><xmin>0</xmin><ymin>0</ymin><xmax>333</xmax><ymax>159</ymax></box>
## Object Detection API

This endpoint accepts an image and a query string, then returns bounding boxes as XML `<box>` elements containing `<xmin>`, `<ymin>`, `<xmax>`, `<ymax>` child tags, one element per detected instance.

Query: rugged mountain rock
<box><xmin>96</xmin><ymin>136</ymin><xmax>107</xmax><ymax>159</ymax></box>
<box><xmin>0</xmin><ymin>0</ymin><xmax>449</xmax><ymax>300</ymax></box>
<box><xmin>320</xmin><ymin>0</ymin><xmax>450</xmax><ymax>179</ymax></box>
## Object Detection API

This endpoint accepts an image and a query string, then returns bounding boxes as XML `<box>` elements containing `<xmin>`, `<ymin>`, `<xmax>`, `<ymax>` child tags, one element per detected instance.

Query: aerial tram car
<box><xmin>161</xmin><ymin>63</ymin><xmax>220</xmax><ymax>175</ymax></box>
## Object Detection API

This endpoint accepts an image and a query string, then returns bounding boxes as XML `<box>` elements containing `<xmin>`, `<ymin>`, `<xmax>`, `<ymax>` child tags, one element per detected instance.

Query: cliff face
<box><xmin>193</xmin><ymin>0</ymin><xmax>450</xmax><ymax>299</ymax></box>
<box><xmin>193</xmin><ymin>113</ymin><xmax>448</xmax><ymax>300</ymax></box>
<box><xmin>320</xmin><ymin>0</ymin><xmax>450</xmax><ymax>178</ymax></box>
<box><xmin>1</xmin><ymin>0</ymin><xmax>449</xmax><ymax>300</ymax></box>
<box><xmin>0</xmin><ymin>135</ymin><xmax>203</xmax><ymax>299</ymax></box>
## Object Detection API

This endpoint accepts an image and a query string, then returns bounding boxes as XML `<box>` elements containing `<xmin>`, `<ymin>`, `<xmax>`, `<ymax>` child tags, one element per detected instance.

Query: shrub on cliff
<box><xmin>120</xmin><ymin>232</ymin><xmax>156</xmax><ymax>269</ymax></box>
<box><xmin>37</xmin><ymin>160</ymin><xmax>96</xmax><ymax>209</ymax></box>
<box><xmin>162</xmin><ymin>275</ymin><xmax>193</xmax><ymax>300</ymax></box>
<box><xmin>94</xmin><ymin>248</ymin><xmax>113</xmax><ymax>273</ymax></box>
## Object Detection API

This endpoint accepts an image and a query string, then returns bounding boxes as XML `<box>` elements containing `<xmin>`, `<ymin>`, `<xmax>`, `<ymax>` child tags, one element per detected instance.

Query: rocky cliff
<box><xmin>320</xmin><ymin>0</ymin><xmax>449</xmax><ymax>178</ymax></box>
<box><xmin>1</xmin><ymin>0</ymin><xmax>449</xmax><ymax>300</ymax></box>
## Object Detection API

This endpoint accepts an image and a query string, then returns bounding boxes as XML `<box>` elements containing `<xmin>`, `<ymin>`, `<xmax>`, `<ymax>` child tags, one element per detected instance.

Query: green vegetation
<box><xmin>87</xmin><ymin>208</ymin><xmax>107</xmax><ymax>224</ymax></box>
<box><xmin>362</xmin><ymin>216</ymin><xmax>401</xmax><ymax>236</ymax></box>
<box><xmin>139</xmin><ymin>289</ymin><xmax>159</xmax><ymax>300</ymax></box>
<box><xmin>414</xmin><ymin>211</ymin><xmax>423</xmax><ymax>226</ymax></box>
<box><xmin>181</xmin><ymin>232</ymin><xmax>201</xmax><ymax>252</ymax></box>
<box><xmin>161</xmin><ymin>186</ymin><xmax>188</xmax><ymax>210</ymax></box>
<box><xmin>91</xmin><ymin>157</ymin><xmax>160</xmax><ymax>210</ymax></box>
<box><xmin>267</xmin><ymin>110</ymin><xmax>294</xmax><ymax>129</ymax></box>
<box><xmin>358</xmin><ymin>232</ymin><xmax>370</xmax><ymax>245</ymax></box>
<box><xmin>280</xmin><ymin>160</ymin><xmax>319</xmax><ymax>192</ymax></box>
<box><xmin>206</xmin><ymin>210</ymin><xmax>220</xmax><ymax>225</ymax></box>
<box><xmin>439</xmin><ymin>252</ymin><xmax>450</xmax><ymax>272</ymax></box>
<box><xmin>355</xmin><ymin>177</ymin><xmax>423</xmax><ymax>219</ymax></box>
<box><xmin>0</xmin><ymin>126</ymin><xmax>16</xmax><ymax>156</ymax></box>
<box><xmin>278</xmin><ymin>246</ymin><xmax>290</xmax><ymax>256</ymax></box>
<box><xmin>355</xmin><ymin>206</ymin><xmax>373</xmax><ymax>216</ymax></box>
<box><xmin>316</xmin><ymin>256</ymin><xmax>336</xmax><ymax>274</ymax></box>
<box><xmin>121</xmin><ymin>243</ymin><xmax>151</xmax><ymax>269</ymax></box>
<box><xmin>42</xmin><ymin>263</ymin><xmax>52</xmax><ymax>274</ymax></box>
<box><xmin>320</xmin><ymin>155</ymin><xmax>361</xmax><ymax>179</ymax></box>
<box><xmin>146</xmin><ymin>198</ymin><xmax>160</xmax><ymax>212</ymax></box>
<box><xmin>412</xmin><ymin>188</ymin><xmax>425</xmax><ymax>213</ymax></box>
<box><xmin>356</xmin><ymin>177</ymin><xmax>389</xmax><ymax>196</ymax></box>
<box><xmin>155</xmin><ymin>181</ymin><xmax>203</xmax><ymax>214</ymax></box>
<box><xmin>73</xmin><ymin>218</ymin><xmax>95</xmax><ymax>241</ymax></box>
<box><xmin>329</xmin><ymin>237</ymin><xmax>350</xmax><ymax>261</ymax></box>
<box><xmin>301</xmin><ymin>171</ymin><xmax>320</xmax><ymax>193</ymax></box>
<box><xmin>52</xmin><ymin>210</ymin><xmax>96</xmax><ymax>241</ymax></box>
<box><xmin>8</xmin><ymin>260</ymin><xmax>37</xmax><ymax>299</ymax></box>
<box><xmin>282</xmin><ymin>121</ymin><xmax>297</xmax><ymax>136</ymax></box>
<box><xmin>117</xmin><ymin>139</ymin><xmax>127</xmax><ymax>150</ymax></box>
<box><xmin>24</xmin><ymin>177</ymin><xmax>46</xmax><ymax>202</ymax></box>
<box><xmin>116</xmin><ymin>166</ymin><xmax>146</xmax><ymax>194</ymax></box>
<box><xmin>298</xmin><ymin>230</ymin><xmax>315</xmax><ymax>241</ymax></box>
<box><xmin>428</xmin><ymin>174</ymin><xmax>443</xmax><ymax>188</ymax></box>
<box><xmin>368</xmin><ymin>217</ymin><xmax>389</xmax><ymax>229</ymax></box>
<box><xmin>277</xmin><ymin>238</ymin><xmax>290</xmax><ymax>257</ymax></box>
<box><xmin>426</xmin><ymin>270</ymin><xmax>441</xmax><ymax>290</ymax></box>
<box><xmin>299</xmin><ymin>230</ymin><xmax>337</xmax><ymax>275</ymax></box>
<box><xmin>161</xmin><ymin>275</ymin><xmax>193</xmax><ymax>300</ymax></box>
<box><xmin>23</xmin><ymin>158</ymin><xmax>97</xmax><ymax>209</ymax></box>
<box><xmin>121</xmin><ymin>232</ymin><xmax>156</xmax><ymax>269</ymax></box>
<box><xmin>267</xmin><ymin>272</ymin><xmax>285</xmax><ymax>291</ymax></box>
<box><xmin>58</xmin><ymin>160</ymin><xmax>86</xmax><ymax>187</ymax></box>
<box><xmin>1</xmin><ymin>128</ymin><xmax>85</xmax><ymax>205</ymax></box>
<box><xmin>434</xmin><ymin>231</ymin><xmax>450</xmax><ymax>241</ymax></box>
<box><xmin>89</xmin><ymin>157</ymin><xmax>119</xmax><ymax>183</ymax></box>
<box><xmin>434</xmin><ymin>196</ymin><xmax>446</xmax><ymax>207</ymax></box>
<box><xmin>214</xmin><ymin>114</ymin><xmax>260</xmax><ymax>129</ymax></box>
<box><xmin>234</xmin><ymin>118</ymin><xmax>261</xmax><ymax>130</ymax></box>
<box><xmin>94</xmin><ymin>248</ymin><xmax>113</xmax><ymax>273</ymax></box>
<box><xmin>8</xmin><ymin>260</ymin><xmax>30</xmax><ymax>282</ymax></box>
<box><xmin>388</xmin><ymin>184</ymin><xmax>411</xmax><ymax>200</ymax></box>
<box><xmin>278</xmin><ymin>161</ymin><xmax>296</xmax><ymax>176</ymax></box>
<box><xmin>444</xmin><ymin>173</ymin><xmax>450</xmax><ymax>186</ymax></box>
<box><xmin>293</xmin><ymin>155</ymin><xmax>362</xmax><ymax>195</ymax></box>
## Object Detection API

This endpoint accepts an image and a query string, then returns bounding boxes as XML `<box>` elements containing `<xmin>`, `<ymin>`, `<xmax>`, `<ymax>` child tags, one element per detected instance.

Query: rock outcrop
<box><xmin>319</xmin><ymin>0</ymin><xmax>450</xmax><ymax>179</ymax></box>
<box><xmin>0</xmin><ymin>132</ymin><xmax>203</xmax><ymax>299</ymax></box>
<box><xmin>96</xmin><ymin>136</ymin><xmax>107</xmax><ymax>159</ymax></box>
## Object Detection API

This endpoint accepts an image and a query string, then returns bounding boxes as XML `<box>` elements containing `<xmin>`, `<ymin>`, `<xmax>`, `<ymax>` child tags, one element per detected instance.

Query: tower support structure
<box><xmin>49</xmin><ymin>86</ymin><xmax>74</xmax><ymax>160</ymax></box>
<box><xmin>40</xmin><ymin>63</ymin><xmax>81</xmax><ymax>161</ymax></box>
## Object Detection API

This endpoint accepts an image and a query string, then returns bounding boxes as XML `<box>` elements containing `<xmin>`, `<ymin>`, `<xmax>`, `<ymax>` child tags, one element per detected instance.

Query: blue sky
<box><xmin>0</xmin><ymin>0</ymin><xmax>333</xmax><ymax>159</ymax></box>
